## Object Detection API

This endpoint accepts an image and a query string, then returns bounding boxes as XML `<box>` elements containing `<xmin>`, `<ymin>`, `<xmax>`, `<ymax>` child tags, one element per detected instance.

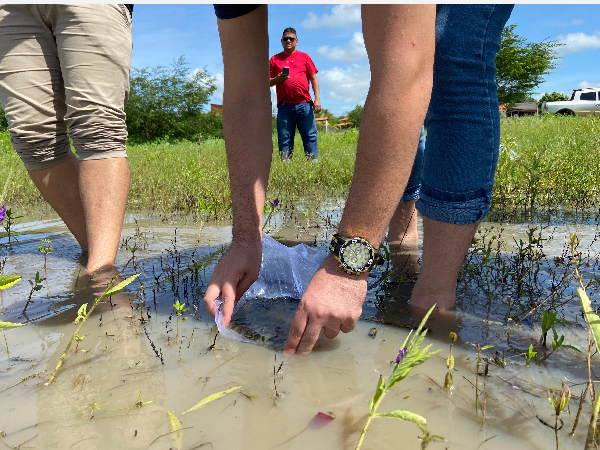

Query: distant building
<box><xmin>211</xmin><ymin>104</ymin><xmax>223</xmax><ymax>115</ymax></box>
<box><xmin>506</xmin><ymin>102</ymin><xmax>538</xmax><ymax>117</ymax></box>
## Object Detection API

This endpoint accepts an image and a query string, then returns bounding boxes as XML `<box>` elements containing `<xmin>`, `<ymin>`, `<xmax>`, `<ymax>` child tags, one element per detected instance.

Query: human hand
<box><xmin>203</xmin><ymin>237</ymin><xmax>262</xmax><ymax>326</ymax></box>
<box><xmin>277</xmin><ymin>72</ymin><xmax>290</xmax><ymax>83</ymax></box>
<box><xmin>284</xmin><ymin>255</ymin><xmax>367</xmax><ymax>355</ymax></box>
<box><xmin>313</xmin><ymin>100</ymin><xmax>321</xmax><ymax>113</ymax></box>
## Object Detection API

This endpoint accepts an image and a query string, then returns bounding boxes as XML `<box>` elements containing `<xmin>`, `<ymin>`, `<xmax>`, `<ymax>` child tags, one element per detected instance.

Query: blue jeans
<box><xmin>400</xmin><ymin>126</ymin><xmax>425</xmax><ymax>203</ymax></box>
<box><xmin>406</xmin><ymin>5</ymin><xmax>514</xmax><ymax>224</ymax></box>
<box><xmin>277</xmin><ymin>101</ymin><xmax>318</xmax><ymax>160</ymax></box>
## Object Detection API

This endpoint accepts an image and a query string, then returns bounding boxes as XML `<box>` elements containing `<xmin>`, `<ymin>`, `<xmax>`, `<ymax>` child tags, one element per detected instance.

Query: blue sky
<box><xmin>131</xmin><ymin>4</ymin><xmax>600</xmax><ymax>116</ymax></box>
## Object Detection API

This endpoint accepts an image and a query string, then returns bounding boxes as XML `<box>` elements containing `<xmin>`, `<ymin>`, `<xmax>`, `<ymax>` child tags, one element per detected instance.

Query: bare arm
<box><xmin>309</xmin><ymin>73</ymin><xmax>321</xmax><ymax>113</ymax></box>
<box><xmin>284</xmin><ymin>4</ymin><xmax>436</xmax><ymax>354</ymax></box>
<box><xmin>204</xmin><ymin>5</ymin><xmax>272</xmax><ymax>324</ymax></box>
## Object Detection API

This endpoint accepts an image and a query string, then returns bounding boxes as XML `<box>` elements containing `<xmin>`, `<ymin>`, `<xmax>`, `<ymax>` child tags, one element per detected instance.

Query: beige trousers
<box><xmin>0</xmin><ymin>4</ymin><xmax>132</xmax><ymax>170</ymax></box>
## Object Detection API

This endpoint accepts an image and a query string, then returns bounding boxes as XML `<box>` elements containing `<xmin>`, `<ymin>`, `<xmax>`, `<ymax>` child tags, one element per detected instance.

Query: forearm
<box><xmin>337</xmin><ymin>5</ymin><xmax>435</xmax><ymax>247</ymax></box>
<box><xmin>310</xmin><ymin>75</ymin><xmax>320</xmax><ymax>102</ymax></box>
<box><xmin>269</xmin><ymin>77</ymin><xmax>278</xmax><ymax>87</ymax></box>
<box><xmin>217</xmin><ymin>6</ymin><xmax>272</xmax><ymax>242</ymax></box>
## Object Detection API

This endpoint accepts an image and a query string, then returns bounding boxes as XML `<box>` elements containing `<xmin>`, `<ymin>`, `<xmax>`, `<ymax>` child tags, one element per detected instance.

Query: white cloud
<box><xmin>211</xmin><ymin>72</ymin><xmax>224</xmax><ymax>103</ymax></box>
<box><xmin>319</xmin><ymin>64</ymin><xmax>371</xmax><ymax>105</ymax></box>
<box><xmin>301</xmin><ymin>5</ymin><xmax>361</xmax><ymax>29</ymax></box>
<box><xmin>547</xmin><ymin>19</ymin><xmax>585</xmax><ymax>27</ymax></box>
<box><xmin>558</xmin><ymin>31</ymin><xmax>600</xmax><ymax>56</ymax></box>
<box><xmin>577</xmin><ymin>80</ymin><xmax>600</xmax><ymax>89</ymax></box>
<box><xmin>316</xmin><ymin>32</ymin><xmax>367</xmax><ymax>63</ymax></box>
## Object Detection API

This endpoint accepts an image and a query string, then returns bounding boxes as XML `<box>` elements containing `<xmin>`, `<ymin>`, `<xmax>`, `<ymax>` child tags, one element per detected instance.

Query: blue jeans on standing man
<box><xmin>401</xmin><ymin>4</ymin><xmax>514</xmax><ymax>224</ymax></box>
<box><xmin>277</xmin><ymin>101</ymin><xmax>318</xmax><ymax>161</ymax></box>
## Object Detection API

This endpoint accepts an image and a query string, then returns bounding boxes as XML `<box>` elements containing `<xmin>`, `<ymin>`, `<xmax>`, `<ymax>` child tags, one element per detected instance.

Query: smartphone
<box><xmin>282</xmin><ymin>67</ymin><xmax>289</xmax><ymax>77</ymax></box>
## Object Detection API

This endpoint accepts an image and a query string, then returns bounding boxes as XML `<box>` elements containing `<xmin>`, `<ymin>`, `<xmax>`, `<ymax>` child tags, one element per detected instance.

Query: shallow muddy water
<box><xmin>1</xmin><ymin>210</ymin><xmax>599</xmax><ymax>449</ymax></box>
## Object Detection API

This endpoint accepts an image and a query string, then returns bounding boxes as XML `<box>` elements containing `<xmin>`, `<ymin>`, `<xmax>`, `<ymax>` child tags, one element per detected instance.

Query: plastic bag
<box><xmin>215</xmin><ymin>233</ymin><xmax>328</xmax><ymax>343</ymax></box>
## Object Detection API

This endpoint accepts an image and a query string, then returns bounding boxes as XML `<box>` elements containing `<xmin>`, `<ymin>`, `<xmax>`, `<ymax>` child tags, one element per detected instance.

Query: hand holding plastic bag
<box><xmin>209</xmin><ymin>233</ymin><xmax>327</xmax><ymax>343</ymax></box>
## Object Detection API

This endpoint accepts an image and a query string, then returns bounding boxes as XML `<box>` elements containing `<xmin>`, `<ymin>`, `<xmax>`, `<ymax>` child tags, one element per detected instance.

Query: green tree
<box><xmin>537</xmin><ymin>91</ymin><xmax>569</xmax><ymax>109</ymax></box>
<box><xmin>126</xmin><ymin>56</ymin><xmax>218</xmax><ymax>143</ymax></box>
<box><xmin>346</xmin><ymin>104</ymin><xmax>364</xmax><ymax>128</ymax></box>
<box><xmin>496</xmin><ymin>24</ymin><xmax>563</xmax><ymax>105</ymax></box>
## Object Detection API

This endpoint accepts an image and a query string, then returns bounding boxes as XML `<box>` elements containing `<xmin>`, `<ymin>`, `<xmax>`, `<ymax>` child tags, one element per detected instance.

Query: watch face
<box><xmin>340</xmin><ymin>239</ymin><xmax>373</xmax><ymax>272</ymax></box>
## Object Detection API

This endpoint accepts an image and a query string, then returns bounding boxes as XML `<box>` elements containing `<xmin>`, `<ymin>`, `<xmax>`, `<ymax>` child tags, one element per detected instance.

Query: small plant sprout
<box><xmin>73</xmin><ymin>333</ymin><xmax>85</xmax><ymax>353</ymax></box>
<box><xmin>536</xmin><ymin>309</ymin><xmax>580</xmax><ymax>364</ymax></box>
<box><xmin>2</xmin><ymin>208</ymin><xmax>21</xmax><ymax>248</ymax></box>
<box><xmin>22</xmin><ymin>271</ymin><xmax>45</xmax><ymax>316</ymax></box>
<box><xmin>173</xmin><ymin>300</ymin><xmax>189</xmax><ymax>344</ymax></box>
<box><xmin>37</xmin><ymin>238</ymin><xmax>53</xmax><ymax>279</ymax></box>
<box><xmin>48</xmin><ymin>273</ymin><xmax>140</xmax><ymax>384</ymax></box>
<box><xmin>548</xmin><ymin>382</ymin><xmax>571</xmax><ymax>450</ymax></box>
<box><xmin>356</xmin><ymin>305</ymin><xmax>444</xmax><ymax>450</ymax></box>
<box><xmin>525</xmin><ymin>344</ymin><xmax>537</xmax><ymax>368</ymax></box>
<box><xmin>444</xmin><ymin>332</ymin><xmax>457</xmax><ymax>389</ymax></box>
<box><xmin>262</xmin><ymin>196</ymin><xmax>280</xmax><ymax>230</ymax></box>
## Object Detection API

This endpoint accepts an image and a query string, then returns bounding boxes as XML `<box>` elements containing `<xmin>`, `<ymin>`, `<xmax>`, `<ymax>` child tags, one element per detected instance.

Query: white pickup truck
<box><xmin>541</xmin><ymin>87</ymin><xmax>600</xmax><ymax>116</ymax></box>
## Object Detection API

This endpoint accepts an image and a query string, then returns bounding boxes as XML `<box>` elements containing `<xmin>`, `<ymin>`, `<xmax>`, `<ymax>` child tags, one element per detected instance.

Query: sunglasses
<box><xmin>281</xmin><ymin>37</ymin><xmax>296</xmax><ymax>42</ymax></box>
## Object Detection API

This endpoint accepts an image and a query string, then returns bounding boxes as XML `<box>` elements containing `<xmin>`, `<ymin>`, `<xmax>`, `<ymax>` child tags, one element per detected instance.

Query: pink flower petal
<box><xmin>308</xmin><ymin>411</ymin><xmax>336</xmax><ymax>430</ymax></box>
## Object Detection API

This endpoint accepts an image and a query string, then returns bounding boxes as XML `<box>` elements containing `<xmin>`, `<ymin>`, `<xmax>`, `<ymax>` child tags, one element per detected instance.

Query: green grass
<box><xmin>494</xmin><ymin>114</ymin><xmax>600</xmax><ymax>214</ymax></box>
<box><xmin>1</xmin><ymin>116</ymin><xmax>600</xmax><ymax>219</ymax></box>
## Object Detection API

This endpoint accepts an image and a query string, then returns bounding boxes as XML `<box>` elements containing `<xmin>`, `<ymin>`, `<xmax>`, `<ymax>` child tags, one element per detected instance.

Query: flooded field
<box><xmin>1</xmin><ymin>207</ymin><xmax>600</xmax><ymax>450</ymax></box>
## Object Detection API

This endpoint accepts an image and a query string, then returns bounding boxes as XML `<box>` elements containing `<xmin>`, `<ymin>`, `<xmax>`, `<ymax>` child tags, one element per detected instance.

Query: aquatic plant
<box><xmin>172</xmin><ymin>300</ymin><xmax>189</xmax><ymax>345</ymax></box>
<box><xmin>356</xmin><ymin>305</ymin><xmax>443</xmax><ymax>450</ymax></box>
<box><xmin>21</xmin><ymin>271</ymin><xmax>45</xmax><ymax>316</ymax></box>
<box><xmin>548</xmin><ymin>382</ymin><xmax>571</xmax><ymax>450</ymax></box>
<box><xmin>444</xmin><ymin>332</ymin><xmax>457</xmax><ymax>389</ymax></box>
<box><xmin>2</xmin><ymin>208</ymin><xmax>20</xmax><ymax>248</ymax></box>
<box><xmin>263</xmin><ymin>196</ymin><xmax>280</xmax><ymax>230</ymax></box>
<box><xmin>37</xmin><ymin>238</ymin><xmax>53</xmax><ymax>280</ymax></box>
<box><xmin>47</xmin><ymin>272</ymin><xmax>140</xmax><ymax>384</ymax></box>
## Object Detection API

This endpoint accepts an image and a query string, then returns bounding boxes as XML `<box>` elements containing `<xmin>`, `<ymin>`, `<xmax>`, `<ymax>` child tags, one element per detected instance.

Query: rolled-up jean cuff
<box><xmin>400</xmin><ymin>186</ymin><xmax>420</xmax><ymax>203</ymax></box>
<box><xmin>415</xmin><ymin>183</ymin><xmax>493</xmax><ymax>225</ymax></box>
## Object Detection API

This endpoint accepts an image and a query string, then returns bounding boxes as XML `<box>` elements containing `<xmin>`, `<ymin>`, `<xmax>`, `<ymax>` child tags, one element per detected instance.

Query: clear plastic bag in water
<box><xmin>215</xmin><ymin>233</ymin><xmax>328</xmax><ymax>343</ymax></box>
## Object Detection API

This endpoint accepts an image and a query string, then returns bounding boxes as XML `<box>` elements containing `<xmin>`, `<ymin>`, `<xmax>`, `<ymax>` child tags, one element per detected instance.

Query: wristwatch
<box><xmin>329</xmin><ymin>234</ymin><xmax>384</xmax><ymax>275</ymax></box>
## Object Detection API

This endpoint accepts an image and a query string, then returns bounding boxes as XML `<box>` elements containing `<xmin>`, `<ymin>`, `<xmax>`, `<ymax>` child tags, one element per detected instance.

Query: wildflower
<box><xmin>0</xmin><ymin>205</ymin><xmax>5</xmax><ymax>225</ymax></box>
<box><xmin>271</xmin><ymin>198</ymin><xmax>279</xmax><ymax>208</ymax></box>
<box><xmin>395</xmin><ymin>348</ymin><xmax>407</xmax><ymax>364</ymax></box>
<box><xmin>197</xmin><ymin>140</ymin><xmax>202</xmax><ymax>146</ymax></box>
<box><xmin>449</xmin><ymin>332</ymin><xmax>457</xmax><ymax>342</ymax></box>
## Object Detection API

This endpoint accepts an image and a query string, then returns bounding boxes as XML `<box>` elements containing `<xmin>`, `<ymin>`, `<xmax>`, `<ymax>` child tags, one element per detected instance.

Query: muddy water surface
<box><xmin>1</xmin><ymin>212</ymin><xmax>599</xmax><ymax>449</ymax></box>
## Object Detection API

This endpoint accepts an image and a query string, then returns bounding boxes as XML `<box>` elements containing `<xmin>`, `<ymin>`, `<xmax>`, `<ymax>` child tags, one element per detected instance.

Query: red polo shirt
<box><xmin>270</xmin><ymin>50</ymin><xmax>318</xmax><ymax>105</ymax></box>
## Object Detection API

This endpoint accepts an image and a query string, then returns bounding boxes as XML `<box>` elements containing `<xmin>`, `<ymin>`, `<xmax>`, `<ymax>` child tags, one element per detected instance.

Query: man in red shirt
<box><xmin>270</xmin><ymin>27</ymin><xmax>321</xmax><ymax>161</ymax></box>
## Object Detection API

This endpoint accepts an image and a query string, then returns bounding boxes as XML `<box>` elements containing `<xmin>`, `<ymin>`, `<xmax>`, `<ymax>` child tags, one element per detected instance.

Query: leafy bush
<box><xmin>125</xmin><ymin>56</ymin><xmax>218</xmax><ymax>143</ymax></box>
<box><xmin>537</xmin><ymin>91</ymin><xmax>569</xmax><ymax>110</ymax></box>
<box><xmin>0</xmin><ymin>103</ymin><xmax>7</xmax><ymax>132</ymax></box>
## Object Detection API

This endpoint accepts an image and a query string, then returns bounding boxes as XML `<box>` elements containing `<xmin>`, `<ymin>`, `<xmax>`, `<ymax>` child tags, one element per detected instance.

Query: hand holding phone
<box><xmin>282</xmin><ymin>67</ymin><xmax>289</xmax><ymax>77</ymax></box>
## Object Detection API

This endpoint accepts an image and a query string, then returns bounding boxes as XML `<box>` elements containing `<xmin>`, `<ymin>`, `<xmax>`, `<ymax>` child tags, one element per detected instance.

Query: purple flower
<box><xmin>0</xmin><ymin>205</ymin><xmax>5</xmax><ymax>225</ymax></box>
<box><xmin>395</xmin><ymin>348</ymin><xmax>407</xmax><ymax>364</ymax></box>
<box><xmin>197</xmin><ymin>140</ymin><xmax>202</xmax><ymax>146</ymax></box>
<box><xmin>271</xmin><ymin>198</ymin><xmax>279</xmax><ymax>208</ymax></box>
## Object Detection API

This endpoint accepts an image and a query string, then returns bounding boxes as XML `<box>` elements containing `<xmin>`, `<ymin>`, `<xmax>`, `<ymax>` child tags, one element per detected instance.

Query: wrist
<box><xmin>323</xmin><ymin>254</ymin><xmax>369</xmax><ymax>280</ymax></box>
